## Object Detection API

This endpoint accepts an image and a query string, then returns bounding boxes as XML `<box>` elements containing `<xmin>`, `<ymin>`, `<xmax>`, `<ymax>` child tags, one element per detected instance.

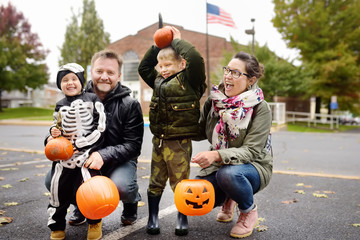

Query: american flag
<box><xmin>207</xmin><ymin>3</ymin><xmax>237</xmax><ymax>28</ymax></box>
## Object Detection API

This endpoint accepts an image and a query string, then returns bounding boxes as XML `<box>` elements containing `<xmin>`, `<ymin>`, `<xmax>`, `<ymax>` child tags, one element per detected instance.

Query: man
<box><xmin>45</xmin><ymin>49</ymin><xmax>144</xmax><ymax>240</ymax></box>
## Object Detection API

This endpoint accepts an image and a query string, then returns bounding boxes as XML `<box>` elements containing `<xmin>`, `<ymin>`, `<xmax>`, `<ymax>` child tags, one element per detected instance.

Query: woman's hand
<box><xmin>191</xmin><ymin>151</ymin><xmax>222</xmax><ymax>168</ymax></box>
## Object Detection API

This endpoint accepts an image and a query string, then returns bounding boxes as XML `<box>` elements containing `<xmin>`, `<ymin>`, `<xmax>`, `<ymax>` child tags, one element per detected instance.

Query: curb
<box><xmin>0</xmin><ymin>119</ymin><xmax>150</xmax><ymax>127</ymax></box>
<box><xmin>0</xmin><ymin>120</ymin><xmax>53</xmax><ymax>126</ymax></box>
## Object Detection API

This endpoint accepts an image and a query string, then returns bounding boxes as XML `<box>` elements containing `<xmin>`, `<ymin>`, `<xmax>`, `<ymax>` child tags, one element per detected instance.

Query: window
<box><xmin>123</xmin><ymin>50</ymin><xmax>139</xmax><ymax>82</ymax></box>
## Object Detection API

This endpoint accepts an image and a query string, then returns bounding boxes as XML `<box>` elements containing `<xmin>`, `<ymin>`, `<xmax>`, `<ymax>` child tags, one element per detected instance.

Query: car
<box><xmin>339</xmin><ymin>113</ymin><xmax>360</xmax><ymax>125</ymax></box>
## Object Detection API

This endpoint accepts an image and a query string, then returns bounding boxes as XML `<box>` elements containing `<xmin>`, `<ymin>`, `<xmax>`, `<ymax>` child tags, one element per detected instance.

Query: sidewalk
<box><xmin>0</xmin><ymin>119</ymin><xmax>53</xmax><ymax>126</ymax></box>
<box><xmin>0</xmin><ymin>117</ymin><xmax>151</xmax><ymax>127</ymax></box>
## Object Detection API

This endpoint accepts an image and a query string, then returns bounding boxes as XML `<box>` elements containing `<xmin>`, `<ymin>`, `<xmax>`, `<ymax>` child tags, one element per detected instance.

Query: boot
<box><xmin>87</xmin><ymin>220</ymin><xmax>102</xmax><ymax>240</ymax></box>
<box><xmin>217</xmin><ymin>198</ymin><xmax>237</xmax><ymax>222</ymax></box>
<box><xmin>146</xmin><ymin>194</ymin><xmax>162</xmax><ymax>235</ymax></box>
<box><xmin>230</xmin><ymin>205</ymin><xmax>259</xmax><ymax>239</ymax></box>
<box><xmin>50</xmin><ymin>230</ymin><xmax>65</xmax><ymax>240</ymax></box>
<box><xmin>175</xmin><ymin>212</ymin><xmax>188</xmax><ymax>236</ymax></box>
<box><xmin>68</xmin><ymin>205</ymin><xmax>86</xmax><ymax>226</ymax></box>
<box><xmin>121</xmin><ymin>202</ymin><xmax>138</xmax><ymax>225</ymax></box>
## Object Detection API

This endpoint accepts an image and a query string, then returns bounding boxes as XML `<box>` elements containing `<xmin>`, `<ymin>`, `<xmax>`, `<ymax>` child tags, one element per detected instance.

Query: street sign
<box><xmin>330</xmin><ymin>95</ymin><xmax>338</xmax><ymax>110</ymax></box>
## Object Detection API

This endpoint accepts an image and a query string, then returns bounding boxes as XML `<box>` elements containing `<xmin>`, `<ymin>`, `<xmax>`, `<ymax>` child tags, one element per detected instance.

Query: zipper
<box><xmin>175</xmin><ymin>75</ymin><xmax>185</xmax><ymax>90</ymax></box>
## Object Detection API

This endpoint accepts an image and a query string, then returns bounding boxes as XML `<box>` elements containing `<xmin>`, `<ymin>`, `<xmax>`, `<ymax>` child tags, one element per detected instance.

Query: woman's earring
<box><xmin>247</xmin><ymin>85</ymin><xmax>252</xmax><ymax>90</ymax></box>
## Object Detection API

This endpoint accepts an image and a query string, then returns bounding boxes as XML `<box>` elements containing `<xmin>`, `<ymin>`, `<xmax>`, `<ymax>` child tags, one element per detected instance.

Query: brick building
<box><xmin>106</xmin><ymin>22</ymin><xmax>234</xmax><ymax>115</ymax></box>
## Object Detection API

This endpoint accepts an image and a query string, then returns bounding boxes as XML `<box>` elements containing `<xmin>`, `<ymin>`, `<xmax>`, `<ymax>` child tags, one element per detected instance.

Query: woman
<box><xmin>191</xmin><ymin>51</ymin><xmax>273</xmax><ymax>239</ymax></box>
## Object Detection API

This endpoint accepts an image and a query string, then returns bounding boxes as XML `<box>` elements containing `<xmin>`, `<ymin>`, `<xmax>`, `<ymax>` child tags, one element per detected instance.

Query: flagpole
<box><xmin>205</xmin><ymin>1</ymin><xmax>210</xmax><ymax>97</ymax></box>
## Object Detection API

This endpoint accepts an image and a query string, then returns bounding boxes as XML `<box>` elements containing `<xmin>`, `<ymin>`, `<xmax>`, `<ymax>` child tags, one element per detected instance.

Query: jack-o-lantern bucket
<box><xmin>76</xmin><ymin>176</ymin><xmax>120</xmax><ymax>220</ymax></box>
<box><xmin>174</xmin><ymin>179</ymin><xmax>215</xmax><ymax>216</ymax></box>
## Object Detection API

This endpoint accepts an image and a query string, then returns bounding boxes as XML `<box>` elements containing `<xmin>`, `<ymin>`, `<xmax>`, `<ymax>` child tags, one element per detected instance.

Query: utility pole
<box><xmin>245</xmin><ymin>18</ymin><xmax>255</xmax><ymax>55</ymax></box>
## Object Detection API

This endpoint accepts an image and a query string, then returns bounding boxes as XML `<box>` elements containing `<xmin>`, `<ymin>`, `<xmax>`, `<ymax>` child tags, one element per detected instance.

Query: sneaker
<box><xmin>68</xmin><ymin>206</ymin><xmax>86</xmax><ymax>226</ymax></box>
<box><xmin>230</xmin><ymin>205</ymin><xmax>259</xmax><ymax>239</ymax></box>
<box><xmin>217</xmin><ymin>198</ymin><xmax>237</xmax><ymax>222</ymax></box>
<box><xmin>50</xmin><ymin>230</ymin><xmax>65</xmax><ymax>240</ymax></box>
<box><xmin>121</xmin><ymin>202</ymin><xmax>138</xmax><ymax>225</ymax></box>
<box><xmin>87</xmin><ymin>221</ymin><xmax>102</xmax><ymax>240</ymax></box>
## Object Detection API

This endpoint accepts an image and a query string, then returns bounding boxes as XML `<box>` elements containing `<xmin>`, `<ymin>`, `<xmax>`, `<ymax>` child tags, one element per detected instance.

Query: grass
<box><xmin>0</xmin><ymin>107</ymin><xmax>54</xmax><ymax>121</ymax></box>
<box><xmin>286</xmin><ymin>122</ymin><xmax>360</xmax><ymax>133</ymax></box>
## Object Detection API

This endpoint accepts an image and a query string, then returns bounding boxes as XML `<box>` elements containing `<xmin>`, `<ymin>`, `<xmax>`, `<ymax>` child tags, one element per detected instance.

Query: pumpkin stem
<box><xmin>55</xmin><ymin>112</ymin><xmax>64</xmax><ymax>133</ymax></box>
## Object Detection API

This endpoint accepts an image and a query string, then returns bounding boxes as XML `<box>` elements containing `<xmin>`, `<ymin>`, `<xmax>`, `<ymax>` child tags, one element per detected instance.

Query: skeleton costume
<box><xmin>47</xmin><ymin>63</ymin><xmax>106</xmax><ymax>231</ymax></box>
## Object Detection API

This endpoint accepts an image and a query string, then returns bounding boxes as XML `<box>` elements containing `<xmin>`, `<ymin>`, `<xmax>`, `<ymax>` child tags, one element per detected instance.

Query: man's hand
<box><xmin>84</xmin><ymin>151</ymin><xmax>104</xmax><ymax>170</ymax></box>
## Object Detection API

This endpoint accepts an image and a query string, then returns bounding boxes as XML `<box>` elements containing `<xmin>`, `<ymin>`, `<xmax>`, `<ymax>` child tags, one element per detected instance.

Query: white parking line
<box><xmin>0</xmin><ymin>159</ymin><xmax>48</xmax><ymax>168</ymax></box>
<box><xmin>102</xmin><ymin>204</ymin><xmax>178</xmax><ymax>240</ymax></box>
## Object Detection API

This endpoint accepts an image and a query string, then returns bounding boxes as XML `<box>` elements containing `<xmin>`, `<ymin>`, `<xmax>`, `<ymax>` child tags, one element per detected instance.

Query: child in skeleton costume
<box><xmin>46</xmin><ymin>63</ymin><xmax>106</xmax><ymax>238</ymax></box>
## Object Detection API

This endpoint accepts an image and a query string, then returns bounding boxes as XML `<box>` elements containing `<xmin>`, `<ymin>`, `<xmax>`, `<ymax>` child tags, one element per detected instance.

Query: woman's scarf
<box><xmin>210</xmin><ymin>85</ymin><xmax>264</xmax><ymax>150</ymax></box>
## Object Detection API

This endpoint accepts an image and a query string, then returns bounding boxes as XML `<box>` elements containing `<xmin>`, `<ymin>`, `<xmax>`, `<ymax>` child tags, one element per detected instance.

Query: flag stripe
<box><xmin>207</xmin><ymin>3</ymin><xmax>236</xmax><ymax>28</ymax></box>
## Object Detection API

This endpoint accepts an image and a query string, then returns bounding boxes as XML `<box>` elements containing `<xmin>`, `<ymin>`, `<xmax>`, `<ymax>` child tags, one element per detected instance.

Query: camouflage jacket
<box><xmin>138</xmin><ymin>39</ymin><xmax>206</xmax><ymax>140</ymax></box>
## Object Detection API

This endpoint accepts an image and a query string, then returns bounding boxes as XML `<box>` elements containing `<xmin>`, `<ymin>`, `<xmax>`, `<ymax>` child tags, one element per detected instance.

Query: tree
<box><xmin>272</xmin><ymin>0</ymin><xmax>360</xmax><ymax>114</ymax></box>
<box><xmin>59</xmin><ymin>14</ymin><xmax>81</xmax><ymax>64</ymax></box>
<box><xmin>59</xmin><ymin>0</ymin><xmax>110</xmax><ymax>80</ymax></box>
<box><xmin>0</xmin><ymin>3</ymin><xmax>48</xmax><ymax>111</ymax></box>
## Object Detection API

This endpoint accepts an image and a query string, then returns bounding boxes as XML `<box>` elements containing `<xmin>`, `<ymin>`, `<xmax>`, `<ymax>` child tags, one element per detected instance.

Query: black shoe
<box><xmin>146</xmin><ymin>194</ymin><xmax>162</xmax><ymax>235</ymax></box>
<box><xmin>68</xmin><ymin>206</ymin><xmax>86</xmax><ymax>226</ymax></box>
<box><xmin>121</xmin><ymin>202</ymin><xmax>138</xmax><ymax>225</ymax></box>
<box><xmin>175</xmin><ymin>212</ymin><xmax>188</xmax><ymax>236</ymax></box>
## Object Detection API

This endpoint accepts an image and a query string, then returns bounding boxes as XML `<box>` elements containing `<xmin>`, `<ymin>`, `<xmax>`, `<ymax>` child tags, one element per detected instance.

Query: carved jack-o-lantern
<box><xmin>174</xmin><ymin>179</ymin><xmax>215</xmax><ymax>216</ymax></box>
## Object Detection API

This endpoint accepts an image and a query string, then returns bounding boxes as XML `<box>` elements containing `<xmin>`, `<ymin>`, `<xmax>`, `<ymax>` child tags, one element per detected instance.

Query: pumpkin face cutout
<box><xmin>76</xmin><ymin>176</ymin><xmax>120</xmax><ymax>220</ymax></box>
<box><xmin>174</xmin><ymin>179</ymin><xmax>215</xmax><ymax>216</ymax></box>
<box><xmin>153</xmin><ymin>27</ymin><xmax>173</xmax><ymax>49</ymax></box>
<box><xmin>45</xmin><ymin>136</ymin><xmax>73</xmax><ymax>161</ymax></box>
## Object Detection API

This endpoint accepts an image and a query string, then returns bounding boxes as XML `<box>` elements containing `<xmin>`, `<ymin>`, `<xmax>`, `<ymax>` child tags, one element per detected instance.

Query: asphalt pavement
<box><xmin>0</xmin><ymin>122</ymin><xmax>359</xmax><ymax>240</ymax></box>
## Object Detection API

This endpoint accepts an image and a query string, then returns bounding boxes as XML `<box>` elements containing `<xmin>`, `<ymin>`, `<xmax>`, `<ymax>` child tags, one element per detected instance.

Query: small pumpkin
<box><xmin>76</xmin><ymin>176</ymin><xmax>120</xmax><ymax>220</ymax></box>
<box><xmin>174</xmin><ymin>179</ymin><xmax>215</xmax><ymax>216</ymax></box>
<box><xmin>45</xmin><ymin>136</ymin><xmax>73</xmax><ymax>161</ymax></box>
<box><xmin>153</xmin><ymin>27</ymin><xmax>173</xmax><ymax>49</ymax></box>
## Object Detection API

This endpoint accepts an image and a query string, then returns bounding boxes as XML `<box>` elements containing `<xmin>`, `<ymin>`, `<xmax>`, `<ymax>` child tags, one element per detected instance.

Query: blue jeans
<box><xmin>45</xmin><ymin>160</ymin><xmax>141</xmax><ymax>204</ymax></box>
<box><xmin>196</xmin><ymin>163</ymin><xmax>260</xmax><ymax>212</ymax></box>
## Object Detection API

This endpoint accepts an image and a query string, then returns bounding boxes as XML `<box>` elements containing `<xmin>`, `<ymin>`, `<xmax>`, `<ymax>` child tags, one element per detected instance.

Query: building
<box><xmin>1</xmin><ymin>83</ymin><xmax>61</xmax><ymax>109</ymax></box>
<box><xmin>106</xmin><ymin>22</ymin><xmax>234</xmax><ymax>114</ymax></box>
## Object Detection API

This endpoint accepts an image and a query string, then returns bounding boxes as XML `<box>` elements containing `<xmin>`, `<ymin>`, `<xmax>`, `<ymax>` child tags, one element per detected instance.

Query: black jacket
<box><xmin>85</xmin><ymin>81</ymin><xmax>144</xmax><ymax>169</ymax></box>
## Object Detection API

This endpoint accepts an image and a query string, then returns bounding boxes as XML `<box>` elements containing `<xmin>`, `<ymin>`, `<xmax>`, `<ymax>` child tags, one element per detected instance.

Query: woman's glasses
<box><xmin>223</xmin><ymin>67</ymin><xmax>250</xmax><ymax>79</ymax></box>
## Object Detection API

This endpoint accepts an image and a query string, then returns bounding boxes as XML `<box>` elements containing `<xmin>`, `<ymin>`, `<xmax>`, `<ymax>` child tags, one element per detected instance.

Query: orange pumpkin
<box><xmin>76</xmin><ymin>176</ymin><xmax>120</xmax><ymax>220</ymax></box>
<box><xmin>174</xmin><ymin>179</ymin><xmax>215</xmax><ymax>216</ymax></box>
<box><xmin>45</xmin><ymin>136</ymin><xmax>73</xmax><ymax>161</ymax></box>
<box><xmin>153</xmin><ymin>27</ymin><xmax>173</xmax><ymax>49</ymax></box>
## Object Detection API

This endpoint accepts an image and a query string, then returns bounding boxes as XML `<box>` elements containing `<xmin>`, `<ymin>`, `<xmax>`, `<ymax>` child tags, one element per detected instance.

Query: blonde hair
<box><xmin>157</xmin><ymin>47</ymin><xmax>183</xmax><ymax>63</ymax></box>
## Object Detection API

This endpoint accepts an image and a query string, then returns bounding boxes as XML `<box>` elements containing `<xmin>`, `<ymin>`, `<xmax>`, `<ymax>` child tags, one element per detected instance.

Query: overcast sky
<box><xmin>6</xmin><ymin>0</ymin><xmax>300</xmax><ymax>83</ymax></box>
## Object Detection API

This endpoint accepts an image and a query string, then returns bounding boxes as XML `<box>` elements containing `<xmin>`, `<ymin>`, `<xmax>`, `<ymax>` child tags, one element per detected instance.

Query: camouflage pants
<box><xmin>148</xmin><ymin>136</ymin><xmax>192</xmax><ymax>196</ymax></box>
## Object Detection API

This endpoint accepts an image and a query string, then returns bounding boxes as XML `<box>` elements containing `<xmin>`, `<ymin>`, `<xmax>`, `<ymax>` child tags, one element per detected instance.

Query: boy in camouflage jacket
<box><xmin>138</xmin><ymin>26</ymin><xmax>206</xmax><ymax>236</ymax></box>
